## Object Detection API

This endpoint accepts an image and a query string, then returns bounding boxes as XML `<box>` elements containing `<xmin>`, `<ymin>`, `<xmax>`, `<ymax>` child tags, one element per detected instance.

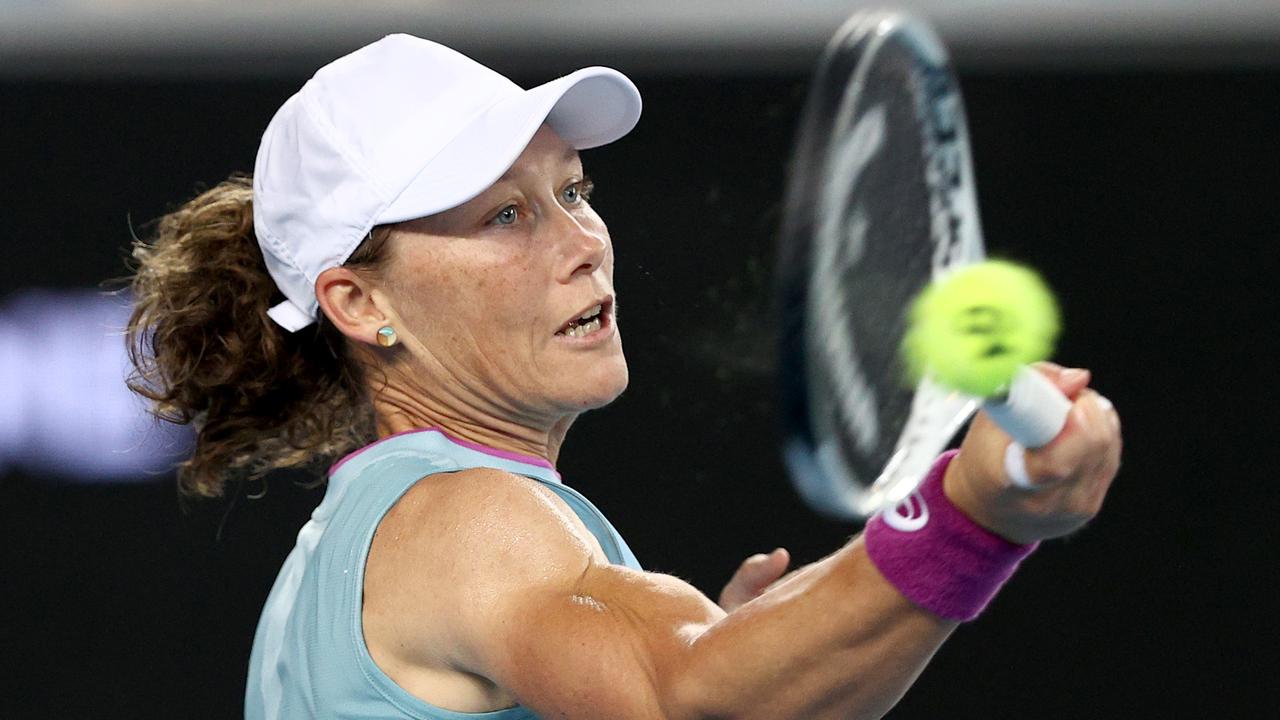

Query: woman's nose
<box><xmin>556</xmin><ymin>214</ymin><xmax>609</xmax><ymax>282</ymax></box>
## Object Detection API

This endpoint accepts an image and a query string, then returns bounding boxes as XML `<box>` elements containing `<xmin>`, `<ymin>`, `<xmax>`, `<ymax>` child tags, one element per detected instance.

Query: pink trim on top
<box><xmin>328</xmin><ymin>427</ymin><xmax>557</xmax><ymax>476</ymax></box>
<box><xmin>442</xmin><ymin>431</ymin><xmax>557</xmax><ymax>470</ymax></box>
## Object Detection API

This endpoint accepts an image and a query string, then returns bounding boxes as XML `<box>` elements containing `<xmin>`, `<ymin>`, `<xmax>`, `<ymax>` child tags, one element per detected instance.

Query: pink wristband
<box><xmin>865</xmin><ymin>450</ymin><xmax>1038</xmax><ymax>622</ymax></box>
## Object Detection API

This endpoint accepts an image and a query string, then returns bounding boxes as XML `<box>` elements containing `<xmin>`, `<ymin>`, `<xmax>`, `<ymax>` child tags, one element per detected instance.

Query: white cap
<box><xmin>253</xmin><ymin>34</ymin><xmax>643</xmax><ymax>331</ymax></box>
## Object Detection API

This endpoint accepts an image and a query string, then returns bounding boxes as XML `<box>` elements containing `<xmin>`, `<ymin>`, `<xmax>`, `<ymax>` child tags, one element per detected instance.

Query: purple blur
<box><xmin>0</xmin><ymin>289</ymin><xmax>191</xmax><ymax>481</ymax></box>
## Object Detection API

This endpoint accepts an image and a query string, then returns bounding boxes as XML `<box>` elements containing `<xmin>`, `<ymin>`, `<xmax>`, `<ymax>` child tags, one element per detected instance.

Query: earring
<box><xmin>376</xmin><ymin>325</ymin><xmax>398</xmax><ymax>347</ymax></box>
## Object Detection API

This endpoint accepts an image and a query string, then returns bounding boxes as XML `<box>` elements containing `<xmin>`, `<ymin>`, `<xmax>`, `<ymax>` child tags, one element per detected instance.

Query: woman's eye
<box><xmin>562</xmin><ymin>178</ymin><xmax>594</xmax><ymax>205</ymax></box>
<box><xmin>492</xmin><ymin>205</ymin><xmax>518</xmax><ymax>225</ymax></box>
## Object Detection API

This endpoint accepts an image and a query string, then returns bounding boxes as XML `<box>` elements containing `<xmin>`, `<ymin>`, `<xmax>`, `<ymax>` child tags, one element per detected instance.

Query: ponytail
<box><xmin>126</xmin><ymin>174</ymin><xmax>388</xmax><ymax>497</ymax></box>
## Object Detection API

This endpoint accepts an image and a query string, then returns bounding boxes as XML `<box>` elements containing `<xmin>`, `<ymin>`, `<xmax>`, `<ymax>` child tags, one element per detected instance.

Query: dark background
<box><xmin>2</xmin><ymin>65</ymin><xmax>1278</xmax><ymax>717</ymax></box>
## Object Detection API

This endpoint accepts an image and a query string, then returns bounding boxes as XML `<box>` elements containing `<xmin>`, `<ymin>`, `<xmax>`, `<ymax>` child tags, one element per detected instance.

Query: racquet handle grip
<box><xmin>982</xmin><ymin>366</ymin><xmax>1072</xmax><ymax>449</ymax></box>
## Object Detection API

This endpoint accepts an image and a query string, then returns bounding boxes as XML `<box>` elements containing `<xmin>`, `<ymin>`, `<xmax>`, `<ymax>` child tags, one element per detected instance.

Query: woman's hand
<box><xmin>718</xmin><ymin>548</ymin><xmax>790</xmax><ymax>612</ymax></box>
<box><xmin>945</xmin><ymin>363</ymin><xmax>1123</xmax><ymax>545</ymax></box>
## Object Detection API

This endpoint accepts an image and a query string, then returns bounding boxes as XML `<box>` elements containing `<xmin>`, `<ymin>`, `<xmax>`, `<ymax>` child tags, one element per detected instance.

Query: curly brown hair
<box><xmin>126</xmin><ymin>174</ymin><xmax>392</xmax><ymax>497</ymax></box>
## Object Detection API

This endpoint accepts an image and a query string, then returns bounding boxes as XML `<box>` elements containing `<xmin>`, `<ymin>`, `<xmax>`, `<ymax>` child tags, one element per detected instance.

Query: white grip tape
<box><xmin>982</xmin><ymin>366</ymin><xmax>1072</xmax><ymax>449</ymax></box>
<box><xmin>1004</xmin><ymin>442</ymin><xmax>1034</xmax><ymax>489</ymax></box>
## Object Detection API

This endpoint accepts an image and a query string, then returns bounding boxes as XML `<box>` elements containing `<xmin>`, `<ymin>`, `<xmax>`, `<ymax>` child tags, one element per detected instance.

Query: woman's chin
<box><xmin>560</xmin><ymin>361</ymin><xmax>629</xmax><ymax>412</ymax></box>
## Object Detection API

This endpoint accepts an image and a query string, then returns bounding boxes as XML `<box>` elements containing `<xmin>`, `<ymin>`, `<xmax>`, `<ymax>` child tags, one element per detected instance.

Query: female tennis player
<box><xmin>127</xmin><ymin>35</ymin><xmax>1121</xmax><ymax>720</ymax></box>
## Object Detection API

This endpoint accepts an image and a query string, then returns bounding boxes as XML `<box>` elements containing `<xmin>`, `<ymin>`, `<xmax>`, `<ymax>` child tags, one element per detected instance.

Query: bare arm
<box><xmin>647</xmin><ymin>539</ymin><xmax>955</xmax><ymax>719</ymax></box>
<box><xmin>426</xmin><ymin>472</ymin><xmax>953</xmax><ymax>720</ymax></box>
<box><xmin>373</xmin><ymin>364</ymin><xmax>1120</xmax><ymax>719</ymax></box>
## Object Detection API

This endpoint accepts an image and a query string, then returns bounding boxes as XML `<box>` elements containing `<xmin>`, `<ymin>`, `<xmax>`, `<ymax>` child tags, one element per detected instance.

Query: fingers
<box><xmin>1031</xmin><ymin>362</ymin><xmax>1118</xmax><ymax>434</ymax></box>
<box><xmin>741</xmin><ymin>548</ymin><xmax>790</xmax><ymax>590</ymax></box>
<box><xmin>1084</xmin><ymin>390</ymin><xmax>1123</xmax><ymax>498</ymax></box>
<box><xmin>1026</xmin><ymin>388</ymin><xmax>1122</xmax><ymax>511</ymax></box>
<box><xmin>1023</xmin><ymin>386</ymin><xmax>1121</xmax><ymax>479</ymax></box>
<box><xmin>957</xmin><ymin>366</ymin><xmax>1122</xmax><ymax>542</ymax></box>
<box><xmin>1033</xmin><ymin>361</ymin><xmax>1091</xmax><ymax>398</ymax></box>
<box><xmin>1098</xmin><ymin>394</ymin><xmax>1121</xmax><ymax>433</ymax></box>
<box><xmin>1074</xmin><ymin>389</ymin><xmax>1120</xmax><ymax>451</ymax></box>
<box><xmin>718</xmin><ymin>548</ymin><xmax>790</xmax><ymax>612</ymax></box>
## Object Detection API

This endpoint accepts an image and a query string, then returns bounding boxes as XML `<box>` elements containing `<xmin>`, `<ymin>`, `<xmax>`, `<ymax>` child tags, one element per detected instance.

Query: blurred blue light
<box><xmin>0</xmin><ymin>288</ymin><xmax>191</xmax><ymax>481</ymax></box>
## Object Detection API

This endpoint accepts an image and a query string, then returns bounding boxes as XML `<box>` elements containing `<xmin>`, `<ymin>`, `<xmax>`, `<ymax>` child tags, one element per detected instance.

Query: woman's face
<box><xmin>378</xmin><ymin>126</ymin><xmax>628</xmax><ymax>423</ymax></box>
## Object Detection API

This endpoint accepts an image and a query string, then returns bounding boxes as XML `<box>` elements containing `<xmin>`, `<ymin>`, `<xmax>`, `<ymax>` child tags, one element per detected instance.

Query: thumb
<box><xmin>1034</xmin><ymin>361</ymin><xmax>1091</xmax><ymax>399</ymax></box>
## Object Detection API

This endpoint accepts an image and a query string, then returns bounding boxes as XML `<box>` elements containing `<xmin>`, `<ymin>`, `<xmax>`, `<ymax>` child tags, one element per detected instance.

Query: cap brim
<box><xmin>378</xmin><ymin>67</ymin><xmax>641</xmax><ymax>225</ymax></box>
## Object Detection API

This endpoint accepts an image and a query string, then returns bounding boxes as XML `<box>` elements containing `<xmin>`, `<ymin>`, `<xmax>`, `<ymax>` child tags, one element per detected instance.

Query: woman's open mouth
<box><xmin>555</xmin><ymin>298</ymin><xmax>613</xmax><ymax>340</ymax></box>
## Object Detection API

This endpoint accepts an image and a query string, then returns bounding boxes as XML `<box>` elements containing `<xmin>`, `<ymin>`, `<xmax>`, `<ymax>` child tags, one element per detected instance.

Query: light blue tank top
<box><xmin>245</xmin><ymin>429</ymin><xmax>641</xmax><ymax>720</ymax></box>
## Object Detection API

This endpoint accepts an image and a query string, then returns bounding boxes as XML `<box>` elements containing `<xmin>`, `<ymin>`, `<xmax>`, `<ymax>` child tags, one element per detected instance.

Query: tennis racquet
<box><xmin>777</xmin><ymin>11</ymin><xmax>1071</xmax><ymax>520</ymax></box>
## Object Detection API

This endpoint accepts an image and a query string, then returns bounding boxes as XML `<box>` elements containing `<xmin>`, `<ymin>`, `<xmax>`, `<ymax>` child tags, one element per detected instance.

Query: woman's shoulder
<box><xmin>361</xmin><ymin>466</ymin><xmax>609</xmax><ymax>700</ymax></box>
<box><xmin>364</xmin><ymin>465</ymin><xmax>609</xmax><ymax>620</ymax></box>
<box><xmin>380</xmin><ymin>466</ymin><xmax>601</xmax><ymax>553</ymax></box>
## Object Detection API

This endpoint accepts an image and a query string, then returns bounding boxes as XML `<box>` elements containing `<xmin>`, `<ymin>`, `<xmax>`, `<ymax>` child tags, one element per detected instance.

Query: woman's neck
<box><xmin>372</xmin><ymin>388</ymin><xmax>574</xmax><ymax>466</ymax></box>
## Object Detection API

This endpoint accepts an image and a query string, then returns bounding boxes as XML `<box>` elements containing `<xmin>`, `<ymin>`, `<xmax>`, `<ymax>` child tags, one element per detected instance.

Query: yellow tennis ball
<box><xmin>903</xmin><ymin>260</ymin><xmax>1060</xmax><ymax>398</ymax></box>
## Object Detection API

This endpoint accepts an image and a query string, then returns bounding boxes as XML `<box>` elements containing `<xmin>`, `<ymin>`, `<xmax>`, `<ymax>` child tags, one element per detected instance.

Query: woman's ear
<box><xmin>315</xmin><ymin>267</ymin><xmax>389</xmax><ymax>346</ymax></box>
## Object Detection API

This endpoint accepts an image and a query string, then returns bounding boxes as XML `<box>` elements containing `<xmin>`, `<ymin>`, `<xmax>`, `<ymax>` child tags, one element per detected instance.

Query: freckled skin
<box><xmin>318</xmin><ymin>126</ymin><xmax>628</xmax><ymax>461</ymax></box>
<box><xmin>384</xmin><ymin>129</ymin><xmax>626</xmax><ymax>419</ymax></box>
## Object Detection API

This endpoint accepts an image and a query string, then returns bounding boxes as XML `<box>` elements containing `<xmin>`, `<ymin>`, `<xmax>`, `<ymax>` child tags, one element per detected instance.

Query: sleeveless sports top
<box><xmin>245</xmin><ymin>428</ymin><xmax>641</xmax><ymax>720</ymax></box>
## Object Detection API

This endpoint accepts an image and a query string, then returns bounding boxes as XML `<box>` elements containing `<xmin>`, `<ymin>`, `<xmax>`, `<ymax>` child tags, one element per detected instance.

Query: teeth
<box><xmin>563</xmin><ymin>317</ymin><xmax>602</xmax><ymax>338</ymax></box>
<box><xmin>558</xmin><ymin>303</ymin><xmax>605</xmax><ymax>337</ymax></box>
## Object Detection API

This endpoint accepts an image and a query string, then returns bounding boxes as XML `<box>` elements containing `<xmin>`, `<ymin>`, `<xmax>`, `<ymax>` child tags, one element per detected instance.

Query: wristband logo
<box><xmin>882</xmin><ymin>491</ymin><xmax>929</xmax><ymax>532</ymax></box>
